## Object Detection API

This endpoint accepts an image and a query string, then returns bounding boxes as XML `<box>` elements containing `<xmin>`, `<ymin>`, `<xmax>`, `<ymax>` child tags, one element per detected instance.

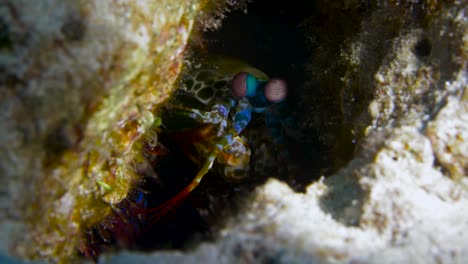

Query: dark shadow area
<box><xmin>203</xmin><ymin>0</ymin><xmax>314</xmax><ymax>101</ymax></box>
<box><xmin>202</xmin><ymin>0</ymin><xmax>329</xmax><ymax>191</ymax></box>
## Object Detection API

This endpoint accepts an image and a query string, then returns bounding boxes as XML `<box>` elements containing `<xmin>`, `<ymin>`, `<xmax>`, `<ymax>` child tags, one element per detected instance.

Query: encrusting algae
<box><xmin>26</xmin><ymin>1</ymin><xmax>196</xmax><ymax>262</ymax></box>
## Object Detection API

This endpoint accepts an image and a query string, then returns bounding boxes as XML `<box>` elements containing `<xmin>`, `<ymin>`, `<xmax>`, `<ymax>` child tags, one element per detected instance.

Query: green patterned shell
<box><xmin>181</xmin><ymin>55</ymin><xmax>269</xmax><ymax>105</ymax></box>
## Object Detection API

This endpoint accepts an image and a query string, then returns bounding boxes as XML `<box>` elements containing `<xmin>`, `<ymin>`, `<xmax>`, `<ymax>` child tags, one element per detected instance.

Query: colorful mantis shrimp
<box><xmin>146</xmin><ymin>55</ymin><xmax>288</xmax><ymax>224</ymax></box>
<box><xmin>78</xmin><ymin>56</ymin><xmax>290</xmax><ymax>259</ymax></box>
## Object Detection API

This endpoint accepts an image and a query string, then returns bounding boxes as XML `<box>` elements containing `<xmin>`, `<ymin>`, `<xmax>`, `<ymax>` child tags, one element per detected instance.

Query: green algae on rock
<box><xmin>0</xmin><ymin>0</ymin><xmax>215</xmax><ymax>262</ymax></box>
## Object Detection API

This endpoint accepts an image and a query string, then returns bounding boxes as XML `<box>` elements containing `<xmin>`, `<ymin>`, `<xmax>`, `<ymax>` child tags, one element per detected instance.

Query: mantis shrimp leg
<box><xmin>144</xmin><ymin>129</ymin><xmax>239</xmax><ymax>227</ymax></box>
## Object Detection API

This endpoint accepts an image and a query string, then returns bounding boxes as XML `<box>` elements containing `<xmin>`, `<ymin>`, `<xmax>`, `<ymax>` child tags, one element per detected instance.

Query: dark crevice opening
<box><xmin>81</xmin><ymin>0</ymin><xmax>328</xmax><ymax>260</ymax></box>
<box><xmin>201</xmin><ymin>0</ymin><xmax>328</xmax><ymax>190</ymax></box>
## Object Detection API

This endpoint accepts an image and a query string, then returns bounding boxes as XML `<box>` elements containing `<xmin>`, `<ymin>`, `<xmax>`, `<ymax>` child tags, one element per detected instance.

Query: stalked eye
<box><xmin>264</xmin><ymin>79</ymin><xmax>287</xmax><ymax>103</ymax></box>
<box><xmin>231</xmin><ymin>72</ymin><xmax>248</xmax><ymax>98</ymax></box>
<box><xmin>231</xmin><ymin>72</ymin><xmax>258</xmax><ymax>98</ymax></box>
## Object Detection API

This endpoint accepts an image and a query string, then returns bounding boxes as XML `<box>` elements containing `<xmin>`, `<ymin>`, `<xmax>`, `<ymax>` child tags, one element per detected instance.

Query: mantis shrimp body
<box><xmin>79</xmin><ymin>56</ymin><xmax>290</xmax><ymax>258</ymax></box>
<box><xmin>147</xmin><ymin>55</ymin><xmax>288</xmax><ymax>224</ymax></box>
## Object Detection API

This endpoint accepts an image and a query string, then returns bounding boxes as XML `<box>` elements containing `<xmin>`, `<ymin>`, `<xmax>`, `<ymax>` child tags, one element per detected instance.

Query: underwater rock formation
<box><xmin>1</xmin><ymin>0</ymin><xmax>467</xmax><ymax>263</ymax></box>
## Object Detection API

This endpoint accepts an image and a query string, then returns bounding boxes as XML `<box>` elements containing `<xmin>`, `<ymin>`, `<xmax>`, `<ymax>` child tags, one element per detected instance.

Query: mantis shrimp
<box><xmin>145</xmin><ymin>55</ymin><xmax>288</xmax><ymax>225</ymax></box>
<box><xmin>78</xmin><ymin>56</ymin><xmax>290</xmax><ymax>259</ymax></box>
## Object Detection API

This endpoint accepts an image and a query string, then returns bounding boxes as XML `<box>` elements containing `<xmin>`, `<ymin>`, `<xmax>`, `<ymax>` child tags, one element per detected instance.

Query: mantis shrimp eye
<box><xmin>264</xmin><ymin>79</ymin><xmax>287</xmax><ymax>103</ymax></box>
<box><xmin>231</xmin><ymin>72</ymin><xmax>258</xmax><ymax>98</ymax></box>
